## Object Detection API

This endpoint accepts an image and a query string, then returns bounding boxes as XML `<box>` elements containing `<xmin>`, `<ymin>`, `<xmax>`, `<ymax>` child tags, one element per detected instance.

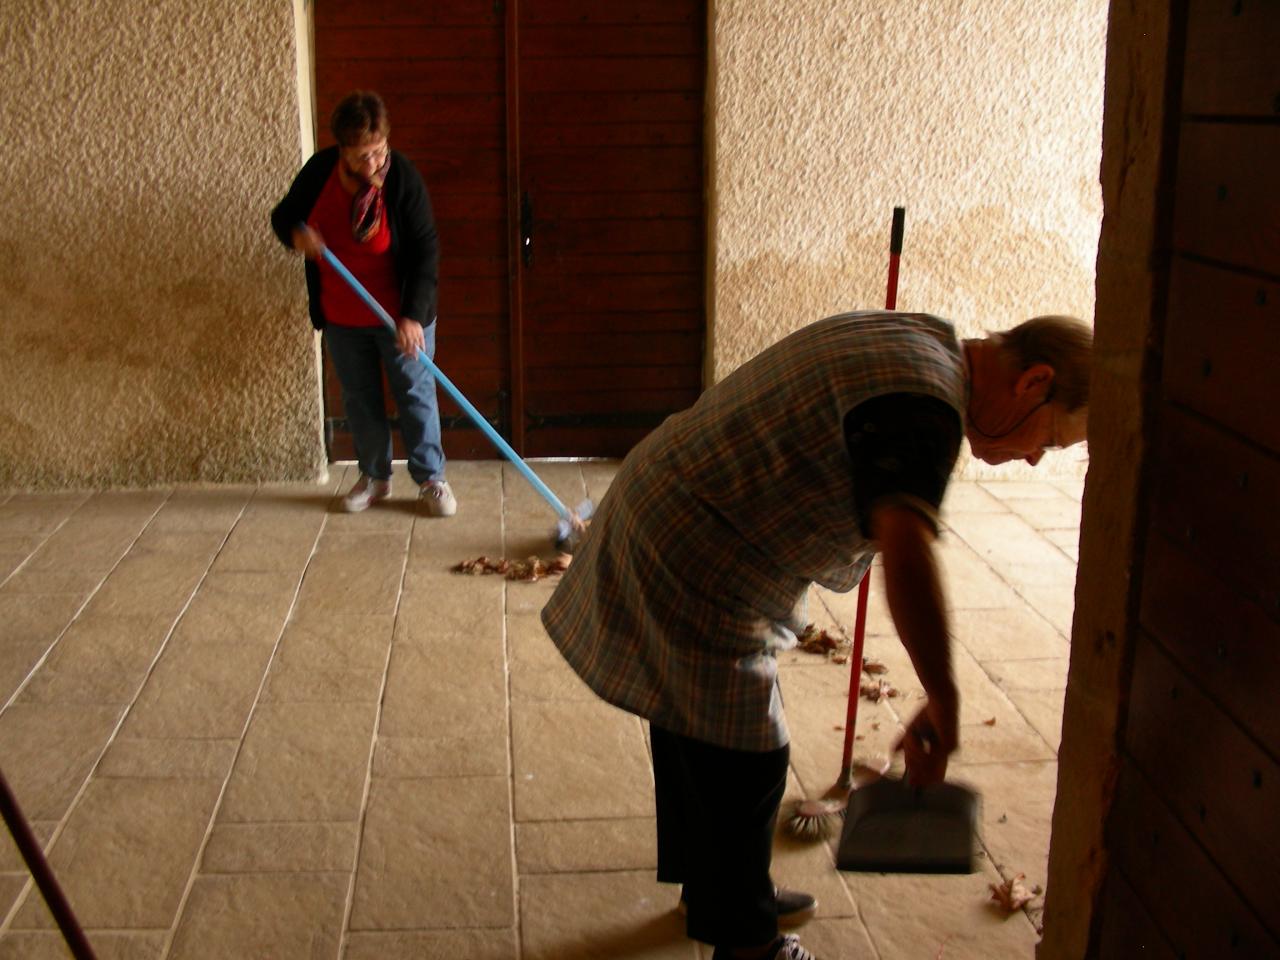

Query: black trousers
<box><xmin>650</xmin><ymin>724</ymin><xmax>790</xmax><ymax>948</ymax></box>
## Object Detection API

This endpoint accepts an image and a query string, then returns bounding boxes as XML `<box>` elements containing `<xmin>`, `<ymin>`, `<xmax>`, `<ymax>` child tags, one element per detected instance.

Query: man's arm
<box><xmin>871</xmin><ymin>503</ymin><xmax>958</xmax><ymax>786</ymax></box>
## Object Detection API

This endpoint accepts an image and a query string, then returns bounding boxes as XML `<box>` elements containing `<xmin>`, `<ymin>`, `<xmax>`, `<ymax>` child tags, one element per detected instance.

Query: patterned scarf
<box><xmin>351</xmin><ymin>151</ymin><xmax>391</xmax><ymax>243</ymax></box>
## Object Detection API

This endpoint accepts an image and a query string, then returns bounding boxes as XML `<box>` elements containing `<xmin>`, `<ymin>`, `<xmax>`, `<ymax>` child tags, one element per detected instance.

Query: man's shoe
<box><xmin>420</xmin><ymin>480</ymin><xmax>457</xmax><ymax>517</ymax></box>
<box><xmin>342</xmin><ymin>476</ymin><xmax>391</xmax><ymax>513</ymax></box>
<box><xmin>679</xmin><ymin>887</ymin><xmax>817</xmax><ymax>929</ymax></box>
<box><xmin>711</xmin><ymin>934</ymin><xmax>818</xmax><ymax>960</ymax></box>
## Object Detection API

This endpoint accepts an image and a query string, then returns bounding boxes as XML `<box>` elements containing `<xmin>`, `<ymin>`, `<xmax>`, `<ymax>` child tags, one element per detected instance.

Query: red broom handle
<box><xmin>838</xmin><ymin>207</ymin><xmax>906</xmax><ymax>785</ymax></box>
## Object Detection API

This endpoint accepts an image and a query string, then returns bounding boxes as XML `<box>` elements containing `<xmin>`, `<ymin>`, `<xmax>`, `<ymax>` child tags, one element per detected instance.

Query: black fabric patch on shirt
<box><xmin>844</xmin><ymin>393</ymin><xmax>963</xmax><ymax>539</ymax></box>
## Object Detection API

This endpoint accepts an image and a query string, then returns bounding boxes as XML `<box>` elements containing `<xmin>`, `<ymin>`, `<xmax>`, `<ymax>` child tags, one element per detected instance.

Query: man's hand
<box><xmin>897</xmin><ymin>692</ymin><xmax>959</xmax><ymax>787</ymax></box>
<box><xmin>871</xmin><ymin>501</ymin><xmax>960</xmax><ymax>787</ymax></box>
<box><xmin>396</xmin><ymin>317</ymin><xmax>425</xmax><ymax>359</ymax></box>
<box><xmin>291</xmin><ymin>225</ymin><xmax>326</xmax><ymax>261</ymax></box>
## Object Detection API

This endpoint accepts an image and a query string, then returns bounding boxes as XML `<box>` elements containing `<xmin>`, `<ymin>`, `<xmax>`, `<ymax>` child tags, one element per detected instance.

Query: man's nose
<box><xmin>1025</xmin><ymin>451</ymin><xmax>1045</xmax><ymax>466</ymax></box>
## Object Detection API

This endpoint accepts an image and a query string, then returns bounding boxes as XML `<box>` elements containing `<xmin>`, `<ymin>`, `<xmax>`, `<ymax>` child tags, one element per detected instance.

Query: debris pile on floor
<box><xmin>988</xmin><ymin>872</ymin><xmax>1038</xmax><ymax>913</ymax></box>
<box><xmin>796</xmin><ymin>624</ymin><xmax>846</xmax><ymax>658</ymax></box>
<box><xmin>453</xmin><ymin>554</ymin><xmax>572</xmax><ymax>582</ymax></box>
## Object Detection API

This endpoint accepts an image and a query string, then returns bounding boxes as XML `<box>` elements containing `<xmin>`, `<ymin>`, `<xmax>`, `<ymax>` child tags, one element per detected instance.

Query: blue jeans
<box><xmin>323</xmin><ymin>322</ymin><xmax>446</xmax><ymax>486</ymax></box>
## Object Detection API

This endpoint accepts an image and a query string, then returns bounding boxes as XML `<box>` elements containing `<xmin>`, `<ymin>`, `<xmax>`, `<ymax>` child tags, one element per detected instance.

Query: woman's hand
<box><xmin>291</xmin><ymin>225</ymin><xmax>326</xmax><ymax>261</ymax></box>
<box><xmin>396</xmin><ymin>317</ymin><xmax>425</xmax><ymax>359</ymax></box>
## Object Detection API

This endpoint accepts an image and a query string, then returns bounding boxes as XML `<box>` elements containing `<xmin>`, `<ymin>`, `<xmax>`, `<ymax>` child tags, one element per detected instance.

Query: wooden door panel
<box><xmin>1183</xmin><ymin>0</ymin><xmax>1280</xmax><ymax>116</ymax></box>
<box><xmin>314</xmin><ymin>1</ymin><xmax>509</xmax><ymax>461</ymax></box>
<box><xmin>1126</xmin><ymin>634</ymin><xmax>1280</xmax><ymax>924</ymax></box>
<box><xmin>516</xmin><ymin>0</ymin><xmax>706</xmax><ymax>457</ymax></box>
<box><xmin>1108</xmin><ymin>763</ymin><xmax>1280</xmax><ymax>958</ymax></box>
<box><xmin>1164</xmin><ymin>259</ymin><xmax>1280</xmax><ymax>455</ymax></box>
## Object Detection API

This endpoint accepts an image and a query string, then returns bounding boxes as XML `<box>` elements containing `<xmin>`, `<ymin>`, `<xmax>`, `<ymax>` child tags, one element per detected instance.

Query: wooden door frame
<box><xmin>504</xmin><ymin>0</ymin><xmax>527</xmax><ymax>453</ymax></box>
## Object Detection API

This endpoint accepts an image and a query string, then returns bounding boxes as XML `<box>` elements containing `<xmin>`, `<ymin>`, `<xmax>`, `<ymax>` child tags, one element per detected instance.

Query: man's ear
<box><xmin>1013</xmin><ymin>363</ymin><xmax>1055</xmax><ymax>399</ymax></box>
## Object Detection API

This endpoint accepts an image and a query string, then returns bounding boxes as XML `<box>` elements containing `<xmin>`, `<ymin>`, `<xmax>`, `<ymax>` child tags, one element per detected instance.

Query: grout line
<box><xmin>337</xmin><ymin>465</ymin><xmax>415</xmax><ymax>959</ymax></box>
<box><xmin>500</xmin><ymin>461</ymin><xmax>525</xmax><ymax>960</ymax></box>
<box><xmin>155</xmin><ymin>475</ymin><xmax>342</xmax><ymax>960</ymax></box>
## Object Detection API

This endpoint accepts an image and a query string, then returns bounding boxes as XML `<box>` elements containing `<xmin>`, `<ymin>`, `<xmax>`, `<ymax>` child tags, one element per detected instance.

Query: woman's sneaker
<box><xmin>420</xmin><ymin>480</ymin><xmax>457</xmax><ymax>517</ymax></box>
<box><xmin>343</xmin><ymin>476</ymin><xmax>391</xmax><ymax>513</ymax></box>
<box><xmin>711</xmin><ymin>934</ymin><xmax>818</xmax><ymax>960</ymax></box>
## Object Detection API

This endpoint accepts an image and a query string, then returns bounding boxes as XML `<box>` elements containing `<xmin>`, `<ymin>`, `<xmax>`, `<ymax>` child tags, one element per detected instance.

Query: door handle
<box><xmin>520</xmin><ymin>191</ymin><xmax>533</xmax><ymax>268</ymax></box>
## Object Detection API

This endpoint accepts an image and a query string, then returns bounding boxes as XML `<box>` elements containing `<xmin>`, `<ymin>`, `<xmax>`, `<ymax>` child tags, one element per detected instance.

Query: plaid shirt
<box><xmin>542</xmin><ymin>312</ymin><xmax>968</xmax><ymax>751</ymax></box>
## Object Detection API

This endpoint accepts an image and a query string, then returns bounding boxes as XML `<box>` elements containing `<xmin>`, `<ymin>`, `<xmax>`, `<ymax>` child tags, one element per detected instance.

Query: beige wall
<box><xmin>709</xmin><ymin>1</ymin><xmax>1107</xmax><ymax>478</ymax></box>
<box><xmin>0</xmin><ymin>1</ymin><xmax>1105</xmax><ymax>488</ymax></box>
<box><xmin>0</xmin><ymin>0</ymin><xmax>324</xmax><ymax>488</ymax></box>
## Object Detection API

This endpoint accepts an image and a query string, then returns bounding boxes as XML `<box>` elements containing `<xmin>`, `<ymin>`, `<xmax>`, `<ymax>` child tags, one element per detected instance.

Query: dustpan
<box><xmin>835</xmin><ymin>777</ymin><xmax>981</xmax><ymax>874</ymax></box>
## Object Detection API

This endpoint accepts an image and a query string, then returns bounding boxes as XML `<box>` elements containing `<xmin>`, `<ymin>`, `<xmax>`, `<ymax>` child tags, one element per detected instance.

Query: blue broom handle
<box><xmin>320</xmin><ymin>247</ymin><xmax>571</xmax><ymax>521</ymax></box>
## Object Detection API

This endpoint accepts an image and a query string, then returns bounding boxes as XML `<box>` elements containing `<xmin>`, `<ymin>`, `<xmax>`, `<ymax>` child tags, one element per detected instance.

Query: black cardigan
<box><xmin>271</xmin><ymin>146</ymin><xmax>439</xmax><ymax>330</ymax></box>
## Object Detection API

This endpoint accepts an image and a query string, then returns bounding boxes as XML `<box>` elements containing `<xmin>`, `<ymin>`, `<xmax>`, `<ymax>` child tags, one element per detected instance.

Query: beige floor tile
<box><xmin>0</xmin><ymin>553</ymin><xmax>26</xmax><ymax>582</ymax></box>
<box><xmin>1001</xmin><ymin>494</ymin><xmax>1084</xmax><ymax>531</ymax></box>
<box><xmin>519</xmin><ymin>870</ymin><xmax>696</xmax><ymax>960</ymax></box>
<box><xmin>219</xmin><ymin>700</ymin><xmax>376</xmax><ymax>823</ymax></box>
<box><xmin>345</xmin><ymin>929</ymin><xmax>518</xmax><ymax>960</ymax></box>
<box><xmin>146</xmin><ymin>486</ymin><xmax>253</xmax><ymax>532</ymax></box>
<box><xmin>0</xmin><ymin>640</ymin><xmax>50</xmax><ymax>705</ymax></box>
<box><xmin>952</xmin><ymin>606</ymin><xmax>1069</xmax><ymax>662</ymax></box>
<box><xmin>17</xmin><ymin>613</ymin><xmax>174</xmax><ymax>705</ymax></box>
<box><xmin>978</xmin><ymin>480</ymin><xmax>1068</xmax><ymax>501</ymax></box>
<box><xmin>128</xmin><ymin>529</ymin><xmax>230</xmax><ymax>560</ymax></box>
<box><xmin>371</xmin><ymin>734</ymin><xmax>510</xmax><ymax>779</ymax></box>
<box><xmin>1041</xmin><ymin>526</ymin><xmax>1080</xmax><ymax>561</ymax></box>
<box><xmin>1</xmin><ymin>568</ymin><xmax>103</xmax><ymax>595</ymax></box>
<box><xmin>517</xmin><ymin>817</ymin><xmax>657</xmax><ymax>875</ymax></box>
<box><xmin>504</xmin><ymin>578</ymin><xmax>560</xmax><ymax>617</ymax></box>
<box><xmin>121</xmin><ymin>638</ymin><xmax>276</xmax><ymax>740</ymax></box>
<box><xmin>950</xmin><ymin>713</ymin><xmax>1057</xmax><ymax>765</ymax></box>
<box><xmin>0</xmin><ymin>494</ymin><xmax>87</xmax><ymax>537</ymax></box>
<box><xmin>1005</xmin><ymin>687</ymin><xmax>1066</xmax><ymax>753</ymax></box>
<box><xmin>941</xmin><ymin>481</ymin><xmax>1008</xmax><ymax>514</ymax></box>
<box><xmin>79</xmin><ymin>554</ymin><xmax>209</xmax><ymax>619</ymax></box>
<box><xmin>944</xmin><ymin>512</ymin><xmax>1077</xmax><ymax>581</ymax></box>
<box><xmin>0</xmin><ymin>703</ymin><xmax>122</xmax><ymax>820</ymax></box>
<box><xmin>168</xmin><ymin>873</ymin><xmax>348</xmax><ymax>960</ymax></box>
<box><xmin>0</xmin><ymin>875</ymin><xmax>28</xmax><ymax>925</ymax></box>
<box><xmin>0</xmin><ymin>930</ymin><xmax>166</xmax><ymax>960</ymax></box>
<box><xmin>508</xmin><ymin>612</ymin><xmax>595</xmax><ymax>703</ymax></box>
<box><xmin>96</xmin><ymin>738</ymin><xmax>238</xmax><ymax>779</ymax></box>
<box><xmin>211</xmin><ymin>529</ymin><xmax>317</xmax><ymax>573</ymax></box>
<box><xmin>11</xmin><ymin>777</ymin><xmax>221</xmax><ymax>930</ymax></box>
<box><xmin>295</xmin><ymin>547</ymin><xmax>404</xmax><ymax>617</ymax></box>
<box><xmin>394</xmin><ymin>573</ymin><xmax>505</xmax><ymax>643</ymax></box>
<box><xmin>932</xmin><ymin>538</ymin><xmax>1024</xmax><ymax>609</ymax></box>
<box><xmin>351</xmin><ymin>776</ymin><xmax>514</xmax><ymax>930</ymax></box>
<box><xmin>0</xmin><ymin>592</ymin><xmax>90</xmax><ymax>651</ymax></box>
<box><xmin>982</xmin><ymin>658</ymin><xmax>1069</xmax><ymax>692</ymax></box>
<box><xmin>959</xmin><ymin>760</ymin><xmax>1059</xmax><ymax>886</ymax></box>
<box><xmin>260</xmin><ymin>613</ymin><xmax>393</xmax><ymax>703</ymax></box>
<box><xmin>512</xmin><ymin>700</ymin><xmax>654</xmax><ymax>822</ymax></box>
<box><xmin>167</xmin><ymin>584</ymin><xmax>292</xmax><ymax>648</ymax></box>
<box><xmin>202</xmin><ymin>821</ymin><xmax>358</xmax><ymax>873</ymax></box>
<box><xmin>20</xmin><ymin>518</ymin><xmax>151</xmax><ymax>574</ymax></box>
<box><xmin>845</xmin><ymin>861</ymin><xmax>1040</xmax><ymax>959</ymax></box>
<box><xmin>1051</xmin><ymin>476</ymin><xmax>1086</xmax><ymax>501</ymax></box>
<box><xmin>0</xmin><ymin>819</ymin><xmax>54</xmax><ymax>873</ymax></box>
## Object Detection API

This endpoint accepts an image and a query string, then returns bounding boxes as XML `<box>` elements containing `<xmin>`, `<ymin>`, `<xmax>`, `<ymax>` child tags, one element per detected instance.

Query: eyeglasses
<box><xmin>342</xmin><ymin>141</ymin><xmax>388</xmax><ymax>167</ymax></box>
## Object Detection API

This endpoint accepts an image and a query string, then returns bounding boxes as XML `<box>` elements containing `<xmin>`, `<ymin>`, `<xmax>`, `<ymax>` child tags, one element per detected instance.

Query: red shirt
<box><xmin>309</xmin><ymin>167</ymin><xmax>402</xmax><ymax>327</ymax></box>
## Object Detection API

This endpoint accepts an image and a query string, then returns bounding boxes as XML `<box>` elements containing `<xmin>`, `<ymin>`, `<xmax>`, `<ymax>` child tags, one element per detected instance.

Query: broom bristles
<box><xmin>784</xmin><ymin>796</ymin><xmax>849</xmax><ymax>841</ymax></box>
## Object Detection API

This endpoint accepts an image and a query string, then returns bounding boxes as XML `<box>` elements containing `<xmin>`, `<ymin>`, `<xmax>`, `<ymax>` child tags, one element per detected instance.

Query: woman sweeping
<box><xmin>271</xmin><ymin>90</ymin><xmax>455</xmax><ymax>517</ymax></box>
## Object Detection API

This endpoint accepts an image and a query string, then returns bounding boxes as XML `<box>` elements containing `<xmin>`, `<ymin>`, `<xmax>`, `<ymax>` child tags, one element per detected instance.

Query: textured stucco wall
<box><xmin>0</xmin><ymin>0</ymin><xmax>323</xmax><ymax>488</ymax></box>
<box><xmin>710</xmin><ymin>1</ymin><xmax>1107</xmax><ymax>478</ymax></box>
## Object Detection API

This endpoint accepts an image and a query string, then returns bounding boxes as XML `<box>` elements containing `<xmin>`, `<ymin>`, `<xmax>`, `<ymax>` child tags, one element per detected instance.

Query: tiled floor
<box><xmin>0</xmin><ymin>462</ymin><xmax>1083</xmax><ymax>959</ymax></box>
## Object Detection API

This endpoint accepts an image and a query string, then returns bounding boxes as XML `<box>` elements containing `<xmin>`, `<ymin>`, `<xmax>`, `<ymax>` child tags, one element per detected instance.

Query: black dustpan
<box><xmin>836</xmin><ymin>776</ymin><xmax>981</xmax><ymax>874</ymax></box>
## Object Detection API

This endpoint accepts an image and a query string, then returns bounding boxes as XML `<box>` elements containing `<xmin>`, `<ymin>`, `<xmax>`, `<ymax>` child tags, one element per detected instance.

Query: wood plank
<box><xmin>521</xmin><ymin>57</ymin><xmax>702</xmax><ymax>93</ymax></box>
<box><xmin>525</xmin><ymin>364</ymin><xmax>701</xmax><ymax>392</ymax></box>
<box><xmin>521</xmin><ymin>91</ymin><xmax>702</xmax><ymax>125</ymax></box>
<box><xmin>1164</xmin><ymin>258</ymin><xmax>1280</xmax><ymax>455</ymax></box>
<box><xmin>442</xmin><ymin>257</ymin><xmax>507</xmax><ymax>280</ymax></box>
<box><xmin>529</xmin><ymin>310</ymin><xmax>703</xmax><ymax>334</ymax></box>
<box><xmin>392</xmin><ymin>124</ymin><xmax>505</xmax><ymax>151</ymax></box>
<box><xmin>440</xmin><ymin>277</ymin><xmax>506</xmax><ymax>316</ymax></box>
<box><xmin>523</xmin><ymin>251</ymin><xmax>701</xmax><ymax>276</ymax></box>
<box><xmin>523</xmin><ymin>425</ymin><xmax>658</xmax><ymax>458</ymax></box>
<box><xmin>1150</xmin><ymin>405</ymin><xmax>1280</xmax><ymax>612</ymax></box>
<box><xmin>523</xmin><ymin>122</ymin><xmax>699</xmax><ymax>149</ymax></box>
<box><xmin>525</xmin><ymin>388</ymin><xmax>698</xmax><ymax>414</ymax></box>
<box><xmin>1139</xmin><ymin>531</ymin><xmax>1280</xmax><ymax>759</ymax></box>
<box><xmin>1126</xmin><ymin>633</ymin><xmax>1280</xmax><ymax>927</ymax></box>
<box><xmin>1096</xmin><ymin>872</ymin><xmax>1179</xmax><ymax>960</ymax></box>
<box><xmin>534</xmin><ymin>189</ymin><xmax>701</xmax><ymax>220</ymax></box>
<box><xmin>1183</xmin><ymin>0</ymin><xmax>1280</xmax><ymax>117</ymax></box>
<box><xmin>316</xmin><ymin>1</ymin><xmax>500</xmax><ymax>27</ymax></box>
<box><xmin>522</xmin><ymin>24</ymin><xmax>702</xmax><ymax>58</ymax></box>
<box><xmin>530</xmin><ymin>218</ymin><xmax>702</xmax><ymax>255</ymax></box>
<box><xmin>398</xmin><ymin>148</ymin><xmax>506</xmax><ymax>194</ymax></box>
<box><xmin>432</xmin><ymin>194</ymin><xmax>506</xmax><ymax>220</ymax></box>
<box><xmin>519</xmin><ymin>0</ymin><xmax>700</xmax><ymax>26</ymax></box>
<box><xmin>321</xmin><ymin>92</ymin><xmax>505</xmax><ymax>128</ymax></box>
<box><xmin>435</xmin><ymin>219</ymin><xmax>507</xmax><ymax>259</ymax></box>
<box><xmin>524</xmin><ymin>332</ymin><xmax>702</xmax><ymax>368</ymax></box>
<box><xmin>522</xmin><ymin>273</ymin><xmax>702</xmax><ymax>313</ymax></box>
<box><xmin>1173</xmin><ymin>122</ymin><xmax>1280</xmax><ymax>277</ymax></box>
<box><xmin>316</xmin><ymin>27</ymin><xmax>502</xmax><ymax>62</ymax></box>
<box><xmin>1107</xmin><ymin>761</ymin><xmax>1280</xmax><ymax>958</ymax></box>
<box><xmin>523</xmin><ymin>147</ymin><xmax>699</xmax><ymax>192</ymax></box>
<box><xmin>318</xmin><ymin>58</ymin><xmax>503</xmax><ymax>94</ymax></box>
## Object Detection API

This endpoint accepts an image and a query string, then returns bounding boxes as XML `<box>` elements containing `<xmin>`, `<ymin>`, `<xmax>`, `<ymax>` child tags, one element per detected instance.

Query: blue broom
<box><xmin>320</xmin><ymin>246</ymin><xmax>592</xmax><ymax>550</ymax></box>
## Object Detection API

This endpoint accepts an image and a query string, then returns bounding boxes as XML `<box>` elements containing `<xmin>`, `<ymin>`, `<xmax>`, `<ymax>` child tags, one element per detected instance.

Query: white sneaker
<box><xmin>420</xmin><ymin>480</ymin><xmax>457</xmax><ymax>517</ymax></box>
<box><xmin>342</xmin><ymin>475</ymin><xmax>391</xmax><ymax>513</ymax></box>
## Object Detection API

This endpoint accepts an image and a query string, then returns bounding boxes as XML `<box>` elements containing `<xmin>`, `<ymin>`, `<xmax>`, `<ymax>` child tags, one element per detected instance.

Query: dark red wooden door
<box><xmin>313</xmin><ymin>0</ymin><xmax>704</xmax><ymax>461</ymax></box>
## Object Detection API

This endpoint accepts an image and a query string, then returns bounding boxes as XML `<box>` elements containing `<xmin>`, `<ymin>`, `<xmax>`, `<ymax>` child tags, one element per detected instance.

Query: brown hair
<box><xmin>330</xmin><ymin>91</ymin><xmax>390</xmax><ymax>147</ymax></box>
<box><xmin>998</xmin><ymin>315</ymin><xmax>1093</xmax><ymax>412</ymax></box>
